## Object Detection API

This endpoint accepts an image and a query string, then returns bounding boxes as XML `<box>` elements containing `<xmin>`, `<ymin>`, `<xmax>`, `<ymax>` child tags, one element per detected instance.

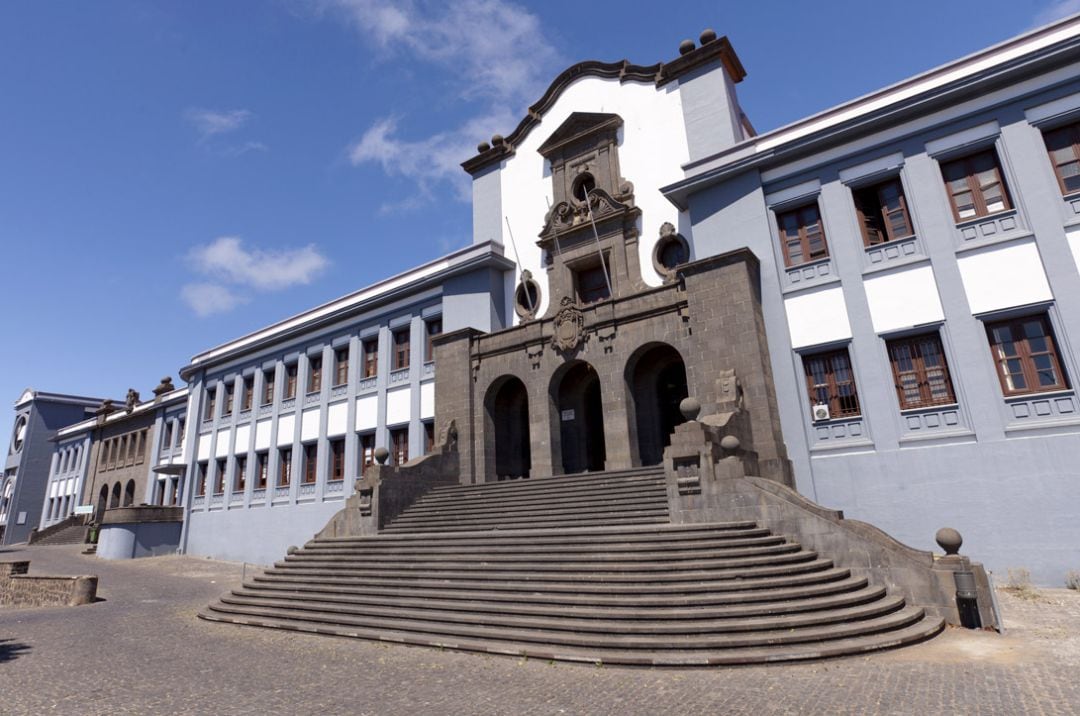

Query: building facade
<box><xmin>177</xmin><ymin>241</ymin><xmax>514</xmax><ymax>564</ymax></box>
<box><xmin>2</xmin><ymin>389</ymin><xmax>105</xmax><ymax>545</ymax></box>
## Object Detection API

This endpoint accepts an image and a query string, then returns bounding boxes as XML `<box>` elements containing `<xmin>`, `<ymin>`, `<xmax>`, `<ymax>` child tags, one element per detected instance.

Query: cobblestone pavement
<box><xmin>1</xmin><ymin>543</ymin><xmax>1077</xmax><ymax>715</ymax></box>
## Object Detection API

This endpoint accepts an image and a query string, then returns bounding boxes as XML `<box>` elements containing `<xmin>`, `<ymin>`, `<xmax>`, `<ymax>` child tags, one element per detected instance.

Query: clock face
<box><xmin>12</xmin><ymin>415</ymin><xmax>27</xmax><ymax>453</ymax></box>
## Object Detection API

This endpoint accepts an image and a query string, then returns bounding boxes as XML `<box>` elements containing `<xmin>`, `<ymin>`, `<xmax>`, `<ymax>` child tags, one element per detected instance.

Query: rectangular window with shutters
<box><xmin>940</xmin><ymin>150</ymin><xmax>1012</xmax><ymax>221</ymax></box>
<box><xmin>358</xmin><ymin>433</ymin><xmax>375</xmax><ymax>477</ymax></box>
<box><xmin>196</xmin><ymin>462</ymin><xmax>208</xmax><ymax>496</ymax></box>
<box><xmin>1043</xmin><ymin>122</ymin><xmax>1080</xmax><ymax>195</ymax></box>
<box><xmin>362</xmin><ymin>339</ymin><xmax>379</xmax><ymax>378</ymax></box>
<box><xmin>390</xmin><ymin>427</ymin><xmax>409</xmax><ymax>466</ymax></box>
<box><xmin>425</xmin><ymin>319</ymin><xmax>442</xmax><ymax>362</ymax></box>
<box><xmin>392</xmin><ymin>329</ymin><xmax>410</xmax><ymax>371</ymax></box>
<box><xmin>223</xmin><ymin>383</ymin><xmax>234</xmax><ymax>416</ymax></box>
<box><xmin>886</xmin><ymin>334</ymin><xmax>957</xmax><ymax>409</ymax></box>
<box><xmin>776</xmin><ymin>203</ymin><xmax>828</xmax><ymax>267</ymax></box>
<box><xmin>803</xmin><ymin>349</ymin><xmax>861</xmax><ymax>418</ymax></box>
<box><xmin>162</xmin><ymin>422</ymin><xmax>173</xmax><ymax>452</ymax></box>
<box><xmin>308</xmin><ymin>357</ymin><xmax>322</xmax><ymax>394</ymax></box>
<box><xmin>262</xmin><ymin>368</ymin><xmax>276</xmax><ymax>405</ymax></box>
<box><xmin>278</xmin><ymin>447</ymin><xmax>292</xmax><ymax>487</ymax></box>
<box><xmin>329</xmin><ymin>438</ymin><xmax>345</xmax><ymax>481</ymax></box>
<box><xmin>235</xmin><ymin>455</ymin><xmax>247</xmax><ymax>494</ymax></box>
<box><xmin>255</xmin><ymin>451</ymin><xmax>268</xmax><ymax>489</ymax></box>
<box><xmin>205</xmin><ymin>389</ymin><xmax>217</xmax><ymax>420</ymax></box>
<box><xmin>853</xmin><ymin>178</ymin><xmax>914</xmax><ymax>247</ymax></box>
<box><xmin>334</xmin><ymin>348</ymin><xmax>349</xmax><ymax>387</ymax></box>
<box><xmin>302</xmin><ymin>443</ymin><xmax>318</xmax><ymax>484</ymax></box>
<box><xmin>284</xmin><ymin>364</ymin><xmax>298</xmax><ymax>400</ymax></box>
<box><xmin>574</xmin><ymin>261</ymin><xmax>611</xmax><ymax>304</ymax></box>
<box><xmin>985</xmin><ymin>314</ymin><xmax>1069</xmax><ymax>396</ymax></box>
<box><xmin>242</xmin><ymin>376</ymin><xmax>254</xmax><ymax>411</ymax></box>
<box><xmin>214</xmin><ymin>459</ymin><xmax>227</xmax><ymax>495</ymax></box>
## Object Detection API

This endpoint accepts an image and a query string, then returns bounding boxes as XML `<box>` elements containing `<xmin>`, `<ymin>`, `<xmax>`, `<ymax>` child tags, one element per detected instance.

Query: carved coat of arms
<box><xmin>552</xmin><ymin>297</ymin><xmax>586</xmax><ymax>353</ymax></box>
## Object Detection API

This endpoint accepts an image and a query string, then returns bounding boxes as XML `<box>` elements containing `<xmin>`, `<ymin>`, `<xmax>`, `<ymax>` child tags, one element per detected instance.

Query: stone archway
<box><xmin>551</xmin><ymin>361</ymin><xmax>607</xmax><ymax>474</ymax></box>
<box><xmin>485</xmin><ymin>376</ymin><xmax>532</xmax><ymax>481</ymax></box>
<box><xmin>97</xmin><ymin>484</ymin><xmax>109</xmax><ymax>518</ymax></box>
<box><xmin>123</xmin><ymin>480</ymin><xmax>136</xmax><ymax>507</ymax></box>
<box><xmin>110</xmin><ymin>482</ymin><xmax>122</xmax><ymax>509</ymax></box>
<box><xmin>626</xmin><ymin>343</ymin><xmax>689</xmax><ymax>466</ymax></box>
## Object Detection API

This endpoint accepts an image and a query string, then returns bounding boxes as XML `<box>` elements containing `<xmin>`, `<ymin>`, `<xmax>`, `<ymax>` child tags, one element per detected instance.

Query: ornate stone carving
<box><xmin>438</xmin><ymin>419</ymin><xmax>458</xmax><ymax>452</ymax></box>
<box><xmin>551</xmin><ymin>297</ymin><xmax>587</xmax><ymax>353</ymax></box>
<box><xmin>152</xmin><ymin>376</ymin><xmax>175</xmax><ymax>398</ymax></box>
<box><xmin>124</xmin><ymin>389</ymin><xmax>140</xmax><ymax>413</ymax></box>
<box><xmin>540</xmin><ymin>188</ymin><xmax>633</xmax><ymax>238</ymax></box>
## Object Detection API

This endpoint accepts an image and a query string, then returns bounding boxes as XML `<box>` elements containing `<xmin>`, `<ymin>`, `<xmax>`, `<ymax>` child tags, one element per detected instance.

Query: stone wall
<box><xmin>0</xmin><ymin>560</ymin><xmax>97</xmax><ymax>608</ymax></box>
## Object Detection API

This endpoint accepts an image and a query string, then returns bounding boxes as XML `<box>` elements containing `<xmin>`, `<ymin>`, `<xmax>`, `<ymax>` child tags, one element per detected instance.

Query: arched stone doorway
<box><xmin>552</xmin><ymin>361</ymin><xmax>606</xmax><ymax>474</ymax></box>
<box><xmin>123</xmin><ymin>480</ymin><xmax>136</xmax><ymax>507</ymax></box>
<box><xmin>626</xmin><ymin>343</ymin><xmax>688</xmax><ymax>466</ymax></box>
<box><xmin>486</xmin><ymin>376</ymin><xmax>531</xmax><ymax>481</ymax></box>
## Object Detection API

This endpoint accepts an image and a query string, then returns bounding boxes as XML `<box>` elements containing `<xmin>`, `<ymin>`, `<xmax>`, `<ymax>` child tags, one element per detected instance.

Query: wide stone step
<box><xmin>282</xmin><ymin>542</ymin><xmax>802</xmax><ymax>567</ymax></box>
<box><xmin>251</xmin><ymin>562</ymin><xmax>847</xmax><ymax>597</ymax></box>
<box><xmin>382</xmin><ymin>510</ymin><xmax>669</xmax><ymax>532</ymax></box>
<box><xmin>227</xmin><ymin>582</ymin><xmax>886</xmax><ymax>620</ymax></box>
<box><xmin>387</xmin><ymin>499</ymin><xmax>669</xmax><ymax>523</ymax></box>
<box><xmin>425</xmin><ymin>468</ymin><xmax>662</xmax><ymax>497</ymax></box>
<box><xmin>403</xmin><ymin>487</ymin><xmax>666</xmax><ymax>515</ymax></box>
<box><xmin>237</xmin><ymin>573</ymin><xmax>870</xmax><ymax>609</ymax></box>
<box><xmin>198</xmin><ymin>608</ymin><xmax>943</xmax><ymax>666</ymax></box>
<box><xmin>215</xmin><ymin>591</ymin><xmax>906</xmax><ymax>636</ymax></box>
<box><xmin>201</xmin><ymin>600</ymin><xmax>929</xmax><ymax>651</ymax></box>
<box><xmin>411</xmin><ymin>479</ymin><xmax>665</xmax><ymax>507</ymax></box>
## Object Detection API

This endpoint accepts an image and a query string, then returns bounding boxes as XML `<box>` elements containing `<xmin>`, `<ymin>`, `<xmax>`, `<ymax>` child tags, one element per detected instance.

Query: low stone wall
<box><xmin>0</xmin><ymin>561</ymin><xmax>97</xmax><ymax>607</ymax></box>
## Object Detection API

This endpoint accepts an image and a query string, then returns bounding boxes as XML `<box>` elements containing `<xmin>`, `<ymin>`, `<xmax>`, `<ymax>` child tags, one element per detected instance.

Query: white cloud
<box><xmin>1034</xmin><ymin>0</ymin><xmax>1080</xmax><ymax>26</ymax></box>
<box><xmin>184</xmin><ymin>108</ymin><xmax>253</xmax><ymax>138</ymax></box>
<box><xmin>180</xmin><ymin>283</ymin><xmax>247</xmax><ymax>317</ymax></box>
<box><xmin>181</xmin><ymin>237</ymin><xmax>330</xmax><ymax>317</ymax></box>
<box><xmin>323</xmin><ymin>0</ymin><xmax>562</xmax><ymax>207</ymax></box>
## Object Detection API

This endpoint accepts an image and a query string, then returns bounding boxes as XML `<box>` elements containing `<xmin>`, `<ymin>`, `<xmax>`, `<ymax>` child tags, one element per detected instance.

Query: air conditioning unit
<box><xmin>812</xmin><ymin>404</ymin><xmax>831</xmax><ymax>422</ymax></box>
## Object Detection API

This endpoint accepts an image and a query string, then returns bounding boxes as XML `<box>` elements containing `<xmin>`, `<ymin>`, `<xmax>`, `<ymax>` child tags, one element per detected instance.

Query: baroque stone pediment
<box><xmin>537</xmin><ymin>112</ymin><xmax>622</xmax><ymax>158</ymax></box>
<box><xmin>539</xmin><ymin>186</ymin><xmax>636</xmax><ymax>241</ymax></box>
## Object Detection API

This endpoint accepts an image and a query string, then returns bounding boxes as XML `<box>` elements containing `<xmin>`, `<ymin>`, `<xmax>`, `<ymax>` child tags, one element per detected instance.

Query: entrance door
<box><xmin>629</xmin><ymin>344</ymin><xmax>688</xmax><ymax>466</ymax></box>
<box><xmin>556</xmin><ymin>362</ymin><xmax>607</xmax><ymax>474</ymax></box>
<box><xmin>491</xmin><ymin>377</ymin><xmax>531</xmax><ymax>480</ymax></box>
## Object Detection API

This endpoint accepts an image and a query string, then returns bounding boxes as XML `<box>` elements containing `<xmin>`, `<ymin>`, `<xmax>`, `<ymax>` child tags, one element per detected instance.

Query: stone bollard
<box><xmin>936</xmin><ymin>527</ymin><xmax>982</xmax><ymax>629</ymax></box>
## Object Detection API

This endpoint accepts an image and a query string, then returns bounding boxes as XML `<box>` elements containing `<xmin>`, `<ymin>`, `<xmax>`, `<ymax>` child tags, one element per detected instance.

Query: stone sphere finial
<box><xmin>374</xmin><ymin>446</ymin><xmax>390</xmax><ymax>465</ymax></box>
<box><xmin>477</xmin><ymin>141</ymin><xmax>491</xmax><ymax>153</ymax></box>
<box><xmin>720</xmin><ymin>435</ymin><xmax>740</xmax><ymax>452</ymax></box>
<box><xmin>699</xmin><ymin>29</ymin><xmax>717</xmax><ymax>45</ymax></box>
<box><xmin>679</xmin><ymin>396</ymin><xmax>701</xmax><ymax>421</ymax></box>
<box><xmin>678</xmin><ymin>39</ymin><xmax>696</xmax><ymax>55</ymax></box>
<box><xmin>935</xmin><ymin>527</ymin><xmax>963</xmax><ymax>556</ymax></box>
<box><xmin>287</xmin><ymin>545</ymin><xmax>299</xmax><ymax>555</ymax></box>
<box><xmin>491</xmin><ymin>134</ymin><xmax>505</xmax><ymax>147</ymax></box>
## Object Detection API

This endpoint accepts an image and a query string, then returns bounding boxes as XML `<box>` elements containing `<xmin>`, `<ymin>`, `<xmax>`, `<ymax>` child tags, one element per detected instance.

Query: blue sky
<box><xmin>0</xmin><ymin>0</ymin><xmax>1074</xmax><ymax>445</ymax></box>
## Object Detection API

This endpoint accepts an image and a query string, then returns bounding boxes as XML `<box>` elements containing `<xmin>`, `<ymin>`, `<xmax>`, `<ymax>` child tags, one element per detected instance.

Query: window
<box><xmin>302</xmin><ymin>443</ymin><xmax>318</xmax><ymax>484</ymax></box>
<box><xmin>777</xmin><ymin>203</ymin><xmax>828</xmax><ymax>267</ymax></box>
<box><xmin>308</xmin><ymin>357</ymin><xmax>322</xmax><ymax>394</ymax></box>
<box><xmin>214</xmin><ymin>459</ymin><xmax>227</xmax><ymax>495</ymax></box>
<box><xmin>940</xmin><ymin>150</ymin><xmax>1011</xmax><ymax>221</ymax></box>
<box><xmin>134</xmin><ymin>430</ymin><xmax>146</xmax><ymax>465</ymax></box>
<box><xmin>205</xmin><ymin>388</ymin><xmax>217</xmax><ymax>420</ymax></box>
<box><xmin>177</xmin><ymin>418</ymin><xmax>185</xmax><ymax>441</ymax></box>
<box><xmin>362</xmin><ymin>339</ymin><xmax>379</xmax><ymax>378</ymax></box>
<box><xmin>853</xmin><ymin>178</ymin><xmax>913</xmax><ymax>246</ymax></box>
<box><xmin>330</xmin><ymin>438</ymin><xmax>345</xmax><ymax>481</ymax></box>
<box><xmin>424</xmin><ymin>421</ymin><xmax>435</xmax><ymax>454</ymax></box>
<box><xmin>392</xmin><ymin>329</ymin><xmax>410</xmax><ymax>371</ymax></box>
<box><xmin>425</xmin><ymin>319</ymin><xmax>442</xmax><ymax>362</ymax></box>
<box><xmin>284</xmin><ymin>364</ymin><xmax>298</xmax><ymax>400</ymax></box>
<box><xmin>162</xmin><ymin>421</ymin><xmax>173</xmax><ymax>451</ymax></box>
<box><xmin>196</xmin><ymin>462</ymin><xmax>208</xmax><ymax>496</ymax></box>
<box><xmin>886</xmin><ymin>334</ymin><xmax>957</xmax><ymax>409</ymax></box>
<box><xmin>117</xmin><ymin>436</ymin><xmax>128</xmax><ymax>467</ymax></box>
<box><xmin>223</xmin><ymin>383</ymin><xmax>234</xmax><ymax>416</ymax></box>
<box><xmin>358</xmin><ymin>433</ymin><xmax>375</xmax><ymax>477</ymax></box>
<box><xmin>262</xmin><ymin>368</ymin><xmax>276</xmax><ymax>406</ymax></box>
<box><xmin>334</xmin><ymin>348</ymin><xmax>349</xmax><ymax>387</ymax></box>
<box><xmin>255</xmin><ymin>452</ymin><xmax>268</xmax><ymax>489</ymax></box>
<box><xmin>242</xmin><ymin>376</ymin><xmax>254</xmax><ymax>411</ymax></box>
<box><xmin>803</xmin><ymin>349</ymin><xmax>861</xmax><ymax>418</ymax></box>
<box><xmin>278</xmin><ymin>448</ymin><xmax>292</xmax><ymax>487</ymax></box>
<box><xmin>390</xmin><ymin>427</ymin><xmax>409</xmax><ymax>466</ymax></box>
<box><xmin>986</xmin><ymin>314</ymin><xmax>1069</xmax><ymax>395</ymax></box>
<box><xmin>235</xmin><ymin>456</ymin><xmax>247</xmax><ymax>494</ymax></box>
<box><xmin>575</xmin><ymin>262</ymin><xmax>611</xmax><ymax>304</ymax></box>
<box><xmin>1042</xmin><ymin>122</ymin><xmax>1080</xmax><ymax>195</ymax></box>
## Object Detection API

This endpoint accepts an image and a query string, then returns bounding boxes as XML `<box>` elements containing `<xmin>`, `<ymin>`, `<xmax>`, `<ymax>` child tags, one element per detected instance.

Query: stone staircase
<box><xmin>200</xmin><ymin>469</ymin><xmax>944</xmax><ymax>665</ymax></box>
<box><xmin>27</xmin><ymin>516</ymin><xmax>89</xmax><ymax>546</ymax></box>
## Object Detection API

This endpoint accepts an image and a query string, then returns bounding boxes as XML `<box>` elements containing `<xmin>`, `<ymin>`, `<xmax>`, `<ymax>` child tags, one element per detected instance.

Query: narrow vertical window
<box><xmin>776</xmin><ymin>203</ymin><xmax>828</xmax><ymax>267</ymax></box>
<box><xmin>853</xmin><ymin>178</ymin><xmax>913</xmax><ymax>246</ymax></box>
<box><xmin>985</xmin><ymin>314</ymin><xmax>1069</xmax><ymax>395</ymax></box>
<box><xmin>803</xmin><ymin>349</ymin><xmax>861</xmax><ymax>419</ymax></box>
<box><xmin>308</xmin><ymin>357</ymin><xmax>322</xmax><ymax>394</ymax></box>
<box><xmin>390</xmin><ymin>427</ymin><xmax>409</xmax><ymax>465</ymax></box>
<box><xmin>363</xmin><ymin>339</ymin><xmax>379</xmax><ymax>378</ymax></box>
<box><xmin>242</xmin><ymin>376</ymin><xmax>254</xmax><ymax>411</ymax></box>
<box><xmin>392</xmin><ymin>329</ymin><xmax>410</xmax><ymax>371</ymax></box>
<box><xmin>886</xmin><ymin>333</ymin><xmax>957</xmax><ymax>409</ymax></box>
<box><xmin>235</xmin><ymin>456</ymin><xmax>247</xmax><ymax>493</ymax></box>
<box><xmin>162</xmin><ymin>421</ymin><xmax>173</xmax><ymax>452</ymax></box>
<box><xmin>334</xmin><ymin>348</ymin><xmax>349</xmax><ymax>387</ymax></box>
<box><xmin>425</xmin><ymin>319</ymin><xmax>442</xmax><ymax>363</ymax></box>
<box><xmin>940</xmin><ymin>150</ymin><xmax>1011</xmax><ymax>221</ymax></box>
<box><xmin>196</xmin><ymin>462</ymin><xmax>208</xmax><ymax>496</ymax></box>
<box><xmin>302</xmin><ymin>443</ymin><xmax>318</xmax><ymax>484</ymax></box>
<box><xmin>214</xmin><ymin>459</ymin><xmax>227</xmax><ymax>495</ymax></box>
<box><xmin>424</xmin><ymin>421</ymin><xmax>435</xmax><ymax>454</ymax></box>
<box><xmin>262</xmin><ymin>368</ymin><xmax>276</xmax><ymax>405</ymax></box>
<box><xmin>284</xmin><ymin>364</ymin><xmax>298</xmax><ymax>400</ymax></box>
<box><xmin>278</xmin><ymin>447</ymin><xmax>292</xmax><ymax>487</ymax></box>
<box><xmin>1042</xmin><ymin>122</ymin><xmax>1080</xmax><ymax>195</ymax></box>
<box><xmin>358</xmin><ymin>433</ymin><xmax>375</xmax><ymax>477</ymax></box>
<box><xmin>330</xmin><ymin>438</ymin><xmax>345</xmax><ymax>481</ymax></box>
<box><xmin>223</xmin><ymin>383</ymin><xmax>234</xmax><ymax>416</ymax></box>
<box><xmin>255</xmin><ymin>452</ymin><xmax>268</xmax><ymax>489</ymax></box>
<box><xmin>205</xmin><ymin>388</ymin><xmax>217</xmax><ymax>420</ymax></box>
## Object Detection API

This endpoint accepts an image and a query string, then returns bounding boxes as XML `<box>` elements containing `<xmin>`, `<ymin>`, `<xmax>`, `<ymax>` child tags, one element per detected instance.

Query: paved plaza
<box><xmin>1</xmin><ymin>543</ymin><xmax>1078</xmax><ymax>716</ymax></box>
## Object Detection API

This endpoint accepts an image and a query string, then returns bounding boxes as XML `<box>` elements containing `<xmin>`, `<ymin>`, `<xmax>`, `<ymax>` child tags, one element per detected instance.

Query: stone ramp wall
<box><xmin>0</xmin><ymin>561</ymin><xmax>97</xmax><ymax>608</ymax></box>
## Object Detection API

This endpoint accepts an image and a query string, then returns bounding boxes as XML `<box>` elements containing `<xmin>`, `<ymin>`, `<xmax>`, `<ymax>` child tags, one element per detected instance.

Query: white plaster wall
<box><xmin>493</xmin><ymin>76</ymin><xmax>690</xmax><ymax>319</ymax></box>
<box><xmin>327</xmin><ymin>402</ymin><xmax>348</xmax><ymax>437</ymax></box>
<box><xmin>196</xmin><ymin>436</ymin><xmax>211</xmax><ymax>462</ymax></box>
<box><xmin>784</xmin><ymin>287</ymin><xmax>853</xmax><ymax>349</ymax></box>
<box><xmin>863</xmin><ymin>265</ymin><xmax>945</xmax><ymax>333</ymax></box>
<box><xmin>234</xmin><ymin>425</ymin><xmax>251</xmax><ymax>454</ymax></box>
<box><xmin>1065</xmin><ymin>224</ymin><xmax>1080</xmax><ymax>276</ymax></box>
<box><xmin>386</xmin><ymin>387</ymin><xmax>411</xmax><ymax>427</ymax></box>
<box><xmin>277</xmin><ymin>415</ymin><xmax>295</xmax><ymax>446</ymax></box>
<box><xmin>213</xmin><ymin>430</ymin><xmax>230</xmax><ymax>458</ymax></box>
<box><xmin>301</xmin><ymin>409</ymin><xmax>320</xmax><ymax>442</ymax></box>
<box><xmin>254</xmin><ymin>420</ymin><xmax>271</xmax><ymax>451</ymax></box>
<box><xmin>957</xmin><ymin>239</ymin><xmax>1052</xmax><ymax>314</ymax></box>
<box><xmin>420</xmin><ymin>382</ymin><xmax>435</xmax><ymax>420</ymax></box>
<box><xmin>355</xmin><ymin>395</ymin><xmax>378</xmax><ymax>432</ymax></box>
